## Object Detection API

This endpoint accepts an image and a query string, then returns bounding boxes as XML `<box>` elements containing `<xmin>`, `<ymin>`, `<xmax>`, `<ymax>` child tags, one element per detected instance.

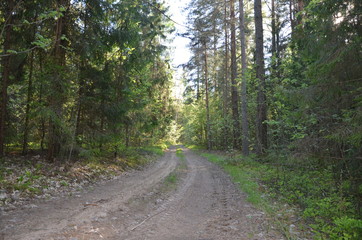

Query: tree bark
<box><xmin>271</xmin><ymin>0</ymin><xmax>277</xmax><ymax>67</ymax></box>
<box><xmin>230</xmin><ymin>0</ymin><xmax>240</xmax><ymax>149</ymax></box>
<box><xmin>22</xmin><ymin>50</ymin><xmax>35</xmax><ymax>155</ymax></box>
<box><xmin>47</xmin><ymin>0</ymin><xmax>70</xmax><ymax>161</ymax></box>
<box><xmin>0</xmin><ymin>0</ymin><xmax>14</xmax><ymax>156</ymax></box>
<box><xmin>254</xmin><ymin>0</ymin><xmax>268</xmax><ymax>154</ymax></box>
<box><xmin>222</xmin><ymin>0</ymin><xmax>230</xmax><ymax>149</ymax></box>
<box><xmin>203</xmin><ymin>39</ymin><xmax>212</xmax><ymax>150</ymax></box>
<box><xmin>239</xmin><ymin>0</ymin><xmax>249</xmax><ymax>155</ymax></box>
<box><xmin>289</xmin><ymin>0</ymin><xmax>295</xmax><ymax>35</ymax></box>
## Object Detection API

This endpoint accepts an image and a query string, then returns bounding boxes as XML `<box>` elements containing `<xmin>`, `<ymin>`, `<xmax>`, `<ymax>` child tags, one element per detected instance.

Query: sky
<box><xmin>164</xmin><ymin>0</ymin><xmax>192</xmax><ymax>99</ymax></box>
<box><xmin>165</xmin><ymin>0</ymin><xmax>191</xmax><ymax>67</ymax></box>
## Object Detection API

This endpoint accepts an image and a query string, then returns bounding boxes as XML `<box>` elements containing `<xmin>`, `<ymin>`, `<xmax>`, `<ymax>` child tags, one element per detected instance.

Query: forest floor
<box><xmin>0</xmin><ymin>146</ymin><xmax>284</xmax><ymax>240</ymax></box>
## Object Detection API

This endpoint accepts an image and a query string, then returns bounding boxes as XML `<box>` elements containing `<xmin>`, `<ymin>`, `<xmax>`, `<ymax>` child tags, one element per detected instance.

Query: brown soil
<box><xmin>0</xmin><ymin>147</ymin><xmax>284</xmax><ymax>240</ymax></box>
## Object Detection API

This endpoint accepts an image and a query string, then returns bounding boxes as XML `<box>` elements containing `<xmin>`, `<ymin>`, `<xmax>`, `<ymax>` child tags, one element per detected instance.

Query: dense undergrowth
<box><xmin>0</xmin><ymin>144</ymin><xmax>167</xmax><ymax>209</ymax></box>
<box><xmin>188</xmin><ymin>146</ymin><xmax>362</xmax><ymax>240</ymax></box>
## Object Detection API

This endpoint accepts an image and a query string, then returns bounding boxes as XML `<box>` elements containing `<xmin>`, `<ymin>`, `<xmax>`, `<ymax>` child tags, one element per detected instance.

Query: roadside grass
<box><xmin>199</xmin><ymin>152</ymin><xmax>307</xmax><ymax>240</ymax></box>
<box><xmin>141</xmin><ymin>144</ymin><xmax>168</xmax><ymax>156</ymax></box>
<box><xmin>198</xmin><ymin>150</ymin><xmax>362</xmax><ymax>240</ymax></box>
<box><xmin>201</xmin><ymin>153</ymin><xmax>271</xmax><ymax>211</ymax></box>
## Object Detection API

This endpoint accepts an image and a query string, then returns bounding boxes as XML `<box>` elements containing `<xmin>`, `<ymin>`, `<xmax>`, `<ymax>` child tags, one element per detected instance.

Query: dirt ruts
<box><xmin>0</xmin><ymin>147</ymin><xmax>284</xmax><ymax>240</ymax></box>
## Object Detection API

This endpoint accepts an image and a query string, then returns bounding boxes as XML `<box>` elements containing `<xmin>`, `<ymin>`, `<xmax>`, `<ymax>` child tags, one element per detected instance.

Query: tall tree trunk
<box><xmin>196</xmin><ymin>42</ymin><xmax>201</xmax><ymax>101</ymax></box>
<box><xmin>47</xmin><ymin>0</ymin><xmax>69</xmax><ymax>161</ymax></box>
<box><xmin>289</xmin><ymin>0</ymin><xmax>295</xmax><ymax>35</ymax></box>
<box><xmin>271</xmin><ymin>0</ymin><xmax>281</xmax><ymax>77</ymax></box>
<box><xmin>0</xmin><ymin>0</ymin><xmax>14</xmax><ymax>156</ymax></box>
<box><xmin>271</xmin><ymin>0</ymin><xmax>277</xmax><ymax>70</ymax></box>
<box><xmin>212</xmin><ymin>22</ymin><xmax>218</xmax><ymax>93</ymax></box>
<box><xmin>38</xmin><ymin>53</ymin><xmax>46</xmax><ymax>151</ymax></box>
<box><xmin>239</xmin><ymin>0</ymin><xmax>249</xmax><ymax>155</ymax></box>
<box><xmin>254</xmin><ymin>0</ymin><xmax>268</xmax><ymax>154</ymax></box>
<box><xmin>203</xmin><ymin>39</ymin><xmax>212</xmax><ymax>150</ymax></box>
<box><xmin>22</xmin><ymin>50</ymin><xmax>35</xmax><ymax>155</ymax></box>
<box><xmin>296</xmin><ymin>0</ymin><xmax>304</xmax><ymax>26</ymax></box>
<box><xmin>223</xmin><ymin>0</ymin><xmax>230</xmax><ymax>149</ymax></box>
<box><xmin>230</xmin><ymin>0</ymin><xmax>240</xmax><ymax>149</ymax></box>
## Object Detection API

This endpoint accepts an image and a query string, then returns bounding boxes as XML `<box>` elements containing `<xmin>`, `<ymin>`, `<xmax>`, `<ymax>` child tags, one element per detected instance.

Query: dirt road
<box><xmin>1</xmin><ymin>147</ymin><xmax>283</xmax><ymax>240</ymax></box>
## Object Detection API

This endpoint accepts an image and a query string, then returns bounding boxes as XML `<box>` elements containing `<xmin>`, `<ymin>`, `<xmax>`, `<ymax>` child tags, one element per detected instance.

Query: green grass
<box><xmin>199</xmin><ymin>152</ymin><xmax>297</xmax><ymax>239</ymax></box>
<box><xmin>141</xmin><ymin>144</ymin><xmax>167</xmax><ymax>156</ymax></box>
<box><xmin>176</xmin><ymin>148</ymin><xmax>187</xmax><ymax>170</ymax></box>
<box><xmin>198</xmin><ymin>150</ymin><xmax>362</xmax><ymax>240</ymax></box>
<box><xmin>161</xmin><ymin>148</ymin><xmax>187</xmax><ymax>192</ymax></box>
<box><xmin>165</xmin><ymin>173</ymin><xmax>177</xmax><ymax>184</ymax></box>
<box><xmin>185</xmin><ymin>144</ymin><xmax>204</xmax><ymax>150</ymax></box>
<box><xmin>201</xmin><ymin>153</ymin><xmax>269</xmax><ymax>209</ymax></box>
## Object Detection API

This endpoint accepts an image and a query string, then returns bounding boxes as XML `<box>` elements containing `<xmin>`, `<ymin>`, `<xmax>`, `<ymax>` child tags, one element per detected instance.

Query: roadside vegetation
<box><xmin>193</xmin><ymin>147</ymin><xmax>361</xmax><ymax>240</ymax></box>
<box><xmin>180</xmin><ymin>0</ymin><xmax>361</xmax><ymax>239</ymax></box>
<box><xmin>0</xmin><ymin>144</ymin><xmax>167</xmax><ymax>209</ymax></box>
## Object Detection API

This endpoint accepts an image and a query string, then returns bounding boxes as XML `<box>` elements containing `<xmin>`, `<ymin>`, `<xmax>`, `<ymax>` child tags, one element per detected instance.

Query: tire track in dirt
<box><xmin>0</xmin><ymin>149</ymin><xmax>179</xmax><ymax>240</ymax></box>
<box><xmin>1</xmin><ymin>147</ymin><xmax>284</xmax><ymax>240</ymax></box>
<box><xmin>116</xmin><ymin>148</ymin><xmax>284</xmax><ymax>240</ymax></box>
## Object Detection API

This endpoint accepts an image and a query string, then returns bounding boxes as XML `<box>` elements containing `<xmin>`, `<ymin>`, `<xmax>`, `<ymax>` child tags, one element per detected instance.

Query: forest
<box><xmin>0</xmin><ymin>0</ymin><xmax>361</xmax><ymax>239</ymax></box>
<box><xmin>179</xmin><ymin>0</ymin><xmax>361</xmax><ymax>238</ymax></box>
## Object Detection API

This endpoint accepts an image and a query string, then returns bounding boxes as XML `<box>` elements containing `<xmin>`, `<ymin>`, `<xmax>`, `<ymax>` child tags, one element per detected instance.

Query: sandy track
<box><xmin>0</xmin><ymin>147</ymin><xmax>283</xmax><ymax>240</ymax></box>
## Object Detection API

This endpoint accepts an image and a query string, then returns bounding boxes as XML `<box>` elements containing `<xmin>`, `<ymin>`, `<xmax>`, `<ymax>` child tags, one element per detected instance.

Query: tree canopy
<box><xmin>0</xmin><ymin>0</ymin><xmax>174</xmax><ymax>160</ymax></box>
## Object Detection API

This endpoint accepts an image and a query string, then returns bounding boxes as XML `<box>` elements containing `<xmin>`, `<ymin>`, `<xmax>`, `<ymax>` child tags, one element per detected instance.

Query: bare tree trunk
<box><xmin>239</xmin><ymin>0</ymin><xmax>249</xmax><ymax>155</ymax></box>
<box><xmin>196</xmin><ymin>42</ymin><xmax>201</xmax><ymax>101</ymax></box>
<box><xmin>271</xmin><ymin>0</ymin><xmax>277</xmax><ymax>68</ymax></box>
<box><xmin>38</xmin><ymin>53</ymin><xmax>46</xmax><ymax>151</ymax></box>
<box><xmin>230</xmin><ymin>0</ymin><xmax>240</xmax><ymax>149</ymax></box>
<box><xmin>203</xmin><ymin>39</ymin><xmax>212</xmax><ymax>150</ymax></box>
<box><xmin>0</xmin><ymin>0</ymin><xmax>14</xmax><ymax>156</ymax></box>
<box><xmin>22</xmin><ymin>50</ymin><xmax>35</xmax><ymax>155</ymax></box>
<box><xmin>47</xmin><ymin>0</ymin><xmax>70</xmax><ymax>161</ymax></box>
<box><xmin>223</xmin><ymin>0</ymin><xmax>230</xmax><ymax>149</ymax></box>
<box><xmin>254</xmin><ymin>0</ymin><xmax>268</xmax><ymax>154</ymax></box>
<box><xmin>289</xmin><ymin>0</ymin><xmax>295</xmax><ymax>35</ymax></box>
<box><xmin>212</xmin><ymin>22</ymin><xmax>218</xmax><ymax>93</ymax></box>
<box><xmin>296</xmin><ymin>0</ymin><xmax>304</xmax><ymax>26</ymax></box>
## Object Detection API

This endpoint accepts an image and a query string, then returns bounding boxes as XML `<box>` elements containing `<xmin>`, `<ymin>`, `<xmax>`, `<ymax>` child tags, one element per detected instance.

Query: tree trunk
<box><xmin>296</xmin><ymin>0</ymin><xmax>304</xmax><ymax>26</ymax></box>
<box><xmin>230</xmin><ymin>0</ymin><xmax>240</xmax><ymax>149</ymax></box>
<box><xmin>254</xmin><ymin>0</ymin><xmax>268</xmax><ymax>154</ymax></box>
<box><xmin>203</xmin><ymin>39</ymin><xmax>212</xmax><ymax>150</ymax></box>
<box><xmin>22</xmin><ymin>50</ymin><xmax>35</xmax><ymax>155</ymax></box>
<box><xmin>271</xmin><ymin>0</ymin><xmax>277</xmax><ymax>69</ymax></box>
<box><xmin>212</xmin><ymin>22</ymin><xmax>217</xmax><ymax>92</ymax></box>
<box><xmin>47</xmin><ymin>0</ymin><xmax>69</xmax><ymax>161</ymax></box>
<box><xmin>222</xmin><ymin>0</ymin><xmax>230</xmax><ymax>149</ymax></box>
<box><xmin>239</xmin><ymin>0</ymin><xmax>249</xmax><ymax>155</ymax></box>
<box><xmin>289</xmin><ymin>0</ymin><xmax>295</xmax><ymax>35</ymax></box>
<box><xmin>0</xmin><ymin>0</ymin><xmax>14</xmax><ymax>156</ymax></box>
<box><xmin>38</xmin><ymin>53</ymin><xmax>46</xmax><ymax>151</ymax></box>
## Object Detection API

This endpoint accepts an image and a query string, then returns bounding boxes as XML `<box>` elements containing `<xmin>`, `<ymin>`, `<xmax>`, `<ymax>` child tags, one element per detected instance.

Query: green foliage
<box><xmin>201</xmin><ymin>150</ymin><xmax>362</xmax><ymax>239</ymax></box>
<box><xmin>176</xmin><ymin>148</ymin><xmax>183</xmax><ymax>156</ymax></box>
<box><xmin>0</xmin><ymin>0</ymin><xmax>174</xmax><ymax>159</ymax></box>
<box><xmin>140</xmin><ymin>145</ymin><xmax>167</xmax><ymax>156</ymax></box>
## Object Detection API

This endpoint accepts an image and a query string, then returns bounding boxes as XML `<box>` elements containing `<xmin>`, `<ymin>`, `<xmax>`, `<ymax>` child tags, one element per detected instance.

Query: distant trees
<box><xmin>0</xmin><ymin>0</ymin><xmax>173</xmax><ymax>159</ymax></box>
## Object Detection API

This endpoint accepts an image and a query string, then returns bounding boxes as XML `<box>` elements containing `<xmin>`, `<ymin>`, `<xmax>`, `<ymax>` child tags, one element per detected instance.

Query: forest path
<box><xmin>1</xmin><ymin>147</ymin><xmax>283</xmax><ymax>240</ymax></box>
